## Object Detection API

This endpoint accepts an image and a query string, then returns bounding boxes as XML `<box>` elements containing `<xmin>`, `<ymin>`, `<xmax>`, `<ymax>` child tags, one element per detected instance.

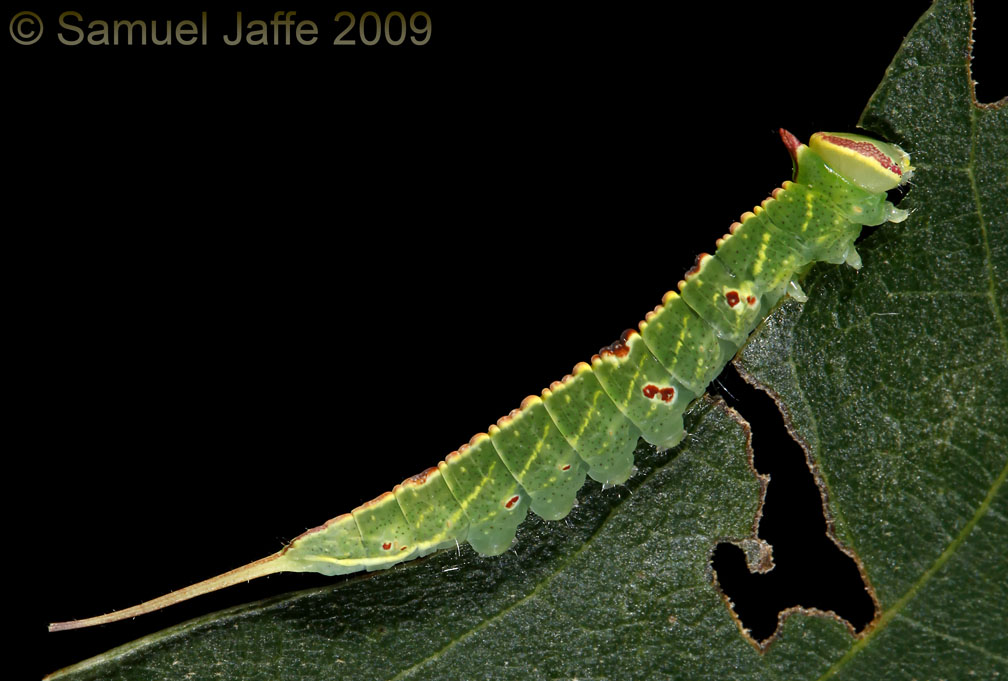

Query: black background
<box><xmin>10</xmin><ymin>1</ymin><xmax>1003</xmax><ymax>677</ymax></box>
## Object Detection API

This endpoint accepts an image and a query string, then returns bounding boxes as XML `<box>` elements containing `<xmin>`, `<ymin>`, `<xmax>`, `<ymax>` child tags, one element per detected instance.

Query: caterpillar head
<box><xmin>779</xmin><ymin>128</ymin><xmax>913</xmax><ymax>193</ymax></box>
<box><xmin>810</xmin><ymin>132</ymin><xmax>913</xmax><ymax>192</ymax></box>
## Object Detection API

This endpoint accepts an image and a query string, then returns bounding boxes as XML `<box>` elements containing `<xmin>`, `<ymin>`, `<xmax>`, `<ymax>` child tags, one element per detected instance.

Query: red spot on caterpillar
<box><xmin>820</xmin><ymin>133</ymin><xmax>901</xmax><ymax>175</ymax></box>
<box><xmin>505</xmin><ymin>495</ymin><xmax>520</xmax><ymax>509</ymax></box>
<box><xmin>685</xmin><ymin>253</ymin><xmax>710</xmax><ymax>279</ymax></box>
<box><xmin>599</xmin><ymin>329</ymin><xmax>636</xmax><ymax>359</ymax></box>
<box><xmin>660</xmin><ymin>387</ymin><xmax>675</xmax><ymax>402</ymax></box>
<box><xmin>746</xmin><ymin>295</ymin><xmax>757</xmax><ymax>305</ymax></box>
<box><xmin>599</xmin><ymin>341</ymin><xmax>628</xmax><ymax>358</ymax></box>
<box><xmin>382</xmin><ymin>542</ymin><xmax>392</xmax><ymax>550</ymax></box>
<box><xmin>726</xmin><ymin>290</ymin><xmax>740</xmax><ymax>307</ymax></box>
<box><xmin>400</xmin><ymin>546</ymin><xmax>408</xmax><ymax>551</ymax></box>
<box><xmin>561</xmin><ymin>464</ymin><xmax>571</xmax><ymax>471</ymax></box>
<box><xmin>642</xmin><ymin>384</ymin><xmax>660</xmax><ymax>399</ymax></box>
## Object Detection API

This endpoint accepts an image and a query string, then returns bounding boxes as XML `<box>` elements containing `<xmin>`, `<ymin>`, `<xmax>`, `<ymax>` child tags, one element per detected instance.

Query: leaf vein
<box><xmin>893</xmin><ymin>612</ymin><xmax>1008</xmax><ymax>665</ymax></box>
<box><xmin>967</xmin><ymin>105</ymin><xmax>1008</xmax><ymax>360</ymax></box>
<box><xmin>813</xmin><ymin>454</ymin><xmax>1008</xmax><ymax>680</ymax></box>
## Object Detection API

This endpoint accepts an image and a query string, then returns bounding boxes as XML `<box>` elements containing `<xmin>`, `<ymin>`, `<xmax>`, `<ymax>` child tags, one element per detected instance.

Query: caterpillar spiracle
<box><xmin>48</xmin><ymin>128</ymin><xmax>913</xmax><ymax>632</ymax></box>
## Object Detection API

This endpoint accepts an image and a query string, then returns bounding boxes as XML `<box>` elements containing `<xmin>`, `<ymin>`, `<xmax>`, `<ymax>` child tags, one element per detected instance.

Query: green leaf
<box><xmin>46</xmin><ymin>1</ymin><xmax>1006</xmax><ymax>679</ymax></box>
<box><xmin>733</xmin><ymin>0</ymin><xmax>1008</xmax><ymax>675</ymax></box>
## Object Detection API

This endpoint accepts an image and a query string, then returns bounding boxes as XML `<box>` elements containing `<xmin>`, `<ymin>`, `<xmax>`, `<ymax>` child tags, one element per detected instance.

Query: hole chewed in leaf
<box><xmin>969</xmin><ymin>0</ymin><xmax>1008</xmax><ymax>104</ymax></box>
<box><xmin>709</xmin><ymin>365</ymin><xmax>877</xmax><ymax>648</ymax></box>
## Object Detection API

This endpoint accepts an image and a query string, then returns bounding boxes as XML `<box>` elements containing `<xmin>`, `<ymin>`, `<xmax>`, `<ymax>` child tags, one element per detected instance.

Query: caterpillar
<box><xmin>48</xmin><ymin>128</ymin><xmax>912</xmax><ymax>632</ymax></box>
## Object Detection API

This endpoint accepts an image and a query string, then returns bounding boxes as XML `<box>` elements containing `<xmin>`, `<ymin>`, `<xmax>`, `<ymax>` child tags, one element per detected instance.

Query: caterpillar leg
<box><xmin>787</xmin><ymin>279</ymin><xmax>809</xmax><ymax>302</ymax></box>
<box><xmin>843</xmin><ymin>245</ymin><xmax>863</xmax><ymax>270</ymax></box>
<box><xmin>884</xmin><ymin>202</ymin><xmax>909</xmax><ymax>223</ymax></box>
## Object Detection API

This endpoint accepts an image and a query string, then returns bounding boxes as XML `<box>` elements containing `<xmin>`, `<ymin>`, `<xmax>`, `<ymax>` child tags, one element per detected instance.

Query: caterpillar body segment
<box><xmin>762</xmin><ymin>182</ymin><xmax>858</xmax><ymax>266</ymax></box>
<box><xmin>540</xmin><ymin>363</ymin><xmax>642</xmax><ymax>486</ymax></box>
<box><xmin>489</xmin><ymin>395</ymin><xmax>589</xmax><ymax>522</ymax></box>
<box><xmin>393</xmin><ymin>468</ymin><xmax>471</xmax><ymax>558</ymax></box>
<box><xmin>677</xmin><ymin>252</ymin><xmax>764</xmax><ymax>345</ymax></box>
<box><xmin>350</xmin><ymin>492</ymin><xmax>419</xmax><ymax>567</ymax></box>
<box><xmin>48</xmin><ymin>129</ymin><xmax>913</xmax><ymax>632</ymax></box>
<box><xmin>638</xmin><ymin>290</ymin><xmax>729</xmax><ymax>395</ymax></box>
<box><xmin>281</xmin><ymin>513</ymin><xmax>370</xmax><ymax>576</ymax></box>
<box><xmin>591</xmin><ymin>330</ymin><xmax>694</xmax><ymax>451</ymax></box>
<box><xmin>438</xmin><ymin>434</ymin><xmax>531</xmax><ymax>556</ymax></box>
<box><xmin>713</xmin><ymin>209</ymin><xmax>808</xmax><ymax>304</ymax></box>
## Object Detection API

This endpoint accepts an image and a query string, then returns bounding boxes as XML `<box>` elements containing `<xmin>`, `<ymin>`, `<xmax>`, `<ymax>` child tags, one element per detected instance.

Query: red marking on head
<box><xmin>642</xmin><ymin>384</ymin><xmax>659</xmax><ymax>399</ymax></box>
<box><xmin>820</xmin><ymin>134</ymin><xmax>901</xmax><ymax>175</ymax></box>
<box><xmin>505</xmin><ymin>495</ymin><xmax>520</xmax><ymax>509</ymax></box>
<box><xmin>779</xmin><ymin>128</ymin><xmax>801</xmax><ymax>166</ymax></box>
<box><xmin>660</xmin><ymin>387</ymin><xmax>676</xmax><ymax>403</ymax></box>
<box><xmin>382</xmin><ymin>542</ymin><xmax>392</xmax><ymax>550</ymax></box>
<box><xmin>746</xmin><ymin>295</ymin><xmax>757</xmax><ymax>305</ymax></box>
<box><xmin>725</xmin><ymin>291</ymin><xmax>740</xmax><ymax>307</ymax></box>
<box><xmin>561</xmin><ymin>464</ymin><xmax>571</xmax><ymax>471</ymax></box>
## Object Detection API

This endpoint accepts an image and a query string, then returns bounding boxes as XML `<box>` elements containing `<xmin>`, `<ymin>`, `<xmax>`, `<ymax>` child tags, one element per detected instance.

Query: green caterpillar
<box><xmin>49</xmin><ymin>128</ymin><xmax>912</xmax><ymax>632</ymax></box>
